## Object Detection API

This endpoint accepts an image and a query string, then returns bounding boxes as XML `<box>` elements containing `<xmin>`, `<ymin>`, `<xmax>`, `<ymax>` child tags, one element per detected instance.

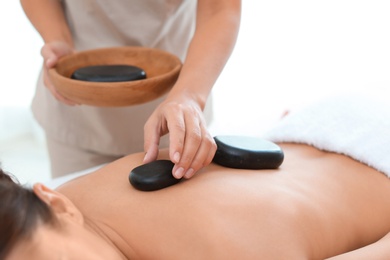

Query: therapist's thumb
<box><xmin>41</xmin><ymin>47</ymin><xmax>57</xmax><ymax>69</ymax></box>
<box><xmin>41</xmin><ymin>41</ymin><xmax>74</xmax><ymax>68</ymax></box>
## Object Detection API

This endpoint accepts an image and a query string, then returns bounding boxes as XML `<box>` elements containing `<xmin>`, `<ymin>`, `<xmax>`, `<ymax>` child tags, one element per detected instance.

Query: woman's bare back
<box><xmin>57</xmin><ymin>143</ymin><xmax>390</xmax><ymax>259</ymax></box>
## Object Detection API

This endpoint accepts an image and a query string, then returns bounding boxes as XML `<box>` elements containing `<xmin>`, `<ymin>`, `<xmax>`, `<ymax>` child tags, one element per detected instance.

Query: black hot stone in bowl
<box><xmin>71</xmin><ymin>65</ymin><xmax>146</xmax><ymax>82</ymax></box>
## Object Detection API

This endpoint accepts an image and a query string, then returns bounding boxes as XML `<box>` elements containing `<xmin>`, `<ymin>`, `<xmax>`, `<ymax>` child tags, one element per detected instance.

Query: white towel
<box><xmin>263</xmin><ymin>94</ymin><xmax>390</xmax><ymax>177</ymax></box>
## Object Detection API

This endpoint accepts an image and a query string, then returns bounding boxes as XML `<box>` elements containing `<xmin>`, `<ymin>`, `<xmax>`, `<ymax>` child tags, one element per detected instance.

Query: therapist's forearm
<box><xmin>168</xmin><ymin>0</ymin><xmax>241</xmax><ymax>109</ymax></box>
<box><xmin>20</xmin><ymin>0</ymin><xmax>73</xmax><ymax>45</ymax></box>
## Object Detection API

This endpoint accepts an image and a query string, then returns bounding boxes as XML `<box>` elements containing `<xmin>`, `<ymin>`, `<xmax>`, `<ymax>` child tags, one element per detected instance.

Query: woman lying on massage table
<box><xmin>2</xmin><ymin>95</ymin><xmax>390</xmax><ymax>259</ymax></box>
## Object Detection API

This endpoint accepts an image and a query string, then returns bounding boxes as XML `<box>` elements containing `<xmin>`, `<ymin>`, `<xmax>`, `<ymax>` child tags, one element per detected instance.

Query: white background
<box><xmin>1</xmin><ymin>1</ymin><xmax>390</xmax><ymax>183</ymax></box>
<box><xmin>212</xmin><ymin>0</ymin><xmax>390</xmax><ymax>136</ymax></box>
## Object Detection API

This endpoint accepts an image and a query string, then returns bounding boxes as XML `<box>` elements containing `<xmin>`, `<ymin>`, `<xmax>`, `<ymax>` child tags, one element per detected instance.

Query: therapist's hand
<box><xmin>41</xmin><ymin>41</ymin><xmax>78</xmax><ymax>105</ymax></box>
<box><xmin>143</xmin><ymin>94</ymin><xmax>217</xmax><ymax>179</ymax></box>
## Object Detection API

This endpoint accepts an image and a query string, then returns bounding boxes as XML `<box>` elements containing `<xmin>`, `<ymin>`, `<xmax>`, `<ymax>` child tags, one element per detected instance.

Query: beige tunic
<box><xmin>32</xmin><ymin>0</ymin><xmax>198</xmax><ymax>156</ymax></box>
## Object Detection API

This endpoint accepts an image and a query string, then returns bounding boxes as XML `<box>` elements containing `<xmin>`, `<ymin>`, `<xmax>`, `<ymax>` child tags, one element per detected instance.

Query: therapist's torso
<box><xmin>32</xmin><ymin>0</ymin><xmax>196</xmax><ymax>155</ymax></box>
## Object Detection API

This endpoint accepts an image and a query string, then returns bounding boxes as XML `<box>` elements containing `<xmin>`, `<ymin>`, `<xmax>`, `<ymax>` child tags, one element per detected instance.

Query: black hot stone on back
<box><xmin>71</xmin><ymin>65</ymin><xmax>146</xmax><ymax>82</ymax></box>
<box><xmin>212</xmin><ymin>135</ymin><xmax>284</xmax><ymax>169</ymax></box>
<box><xmin>129</xmin><ymin>160</ymin><xmax>180</xmax><ymax>191</ymax></box>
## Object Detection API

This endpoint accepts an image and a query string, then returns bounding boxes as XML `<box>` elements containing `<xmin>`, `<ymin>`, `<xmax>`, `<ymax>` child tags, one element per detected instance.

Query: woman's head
<box><xmin>1</xmin><ymin>167</ymin><xmax>125</xmax><ymax>259</ymax></box>
<box><xmin>0</xmin><ymin>167</ymin><xmax>56</xmax><ymax>259</ymax></box>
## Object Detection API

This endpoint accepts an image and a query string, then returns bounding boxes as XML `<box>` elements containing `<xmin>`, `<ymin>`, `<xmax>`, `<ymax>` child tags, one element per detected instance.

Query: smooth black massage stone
<box><xmin>212</xmin><ymin>135</ymin><xmax>284</xmax><ymax>169</ymax></box>
<box><xmin>129</xmin><ymin>160</ymin><xmax>180</xmax><ymax>191</ymax></box>
<box><xmin>71</xmin><ymin>65</ymin><xmax>146</xmax><ymax>82</ymax></box>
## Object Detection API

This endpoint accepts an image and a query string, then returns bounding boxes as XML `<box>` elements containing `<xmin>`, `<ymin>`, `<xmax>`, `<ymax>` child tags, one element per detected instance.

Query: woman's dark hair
<box><xmin>0</xmin><ymin>166</ymin><xmax>56</xmax><ymax>259</ymax></box>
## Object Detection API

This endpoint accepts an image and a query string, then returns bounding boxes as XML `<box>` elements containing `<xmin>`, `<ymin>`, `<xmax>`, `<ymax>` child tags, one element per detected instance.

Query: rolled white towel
<box><xmin>263</xmin><ymin>94</ymin><xmax>390</xmax><ymax>177</ymax></box>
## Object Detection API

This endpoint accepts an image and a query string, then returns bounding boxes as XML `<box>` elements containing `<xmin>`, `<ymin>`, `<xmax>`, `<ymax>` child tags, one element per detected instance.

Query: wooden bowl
<box><xmin>49</xmin><ymin>46</ymin><xmax>182</xmax><ymax>106</ymax></box>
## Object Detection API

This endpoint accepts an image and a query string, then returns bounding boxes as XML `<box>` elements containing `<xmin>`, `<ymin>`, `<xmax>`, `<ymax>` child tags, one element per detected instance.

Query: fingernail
<box><xmin>143</xmin><ymin>152</ymin><xmax>150</xmax><ymax>163</ymax></box>
<box><xmin>184</xmin><ymin>168</ymin><xmax>194</xmax><ymax>179</ymax></box>
<box><xmin>174</xmin><ymin>167</ymin><xmax>185</xmax><ymax>179</ymax></box>
<box><xmin>173</xmin><ymin>152</ymin><xmax>180</xmax><ymax>163</ymax></box>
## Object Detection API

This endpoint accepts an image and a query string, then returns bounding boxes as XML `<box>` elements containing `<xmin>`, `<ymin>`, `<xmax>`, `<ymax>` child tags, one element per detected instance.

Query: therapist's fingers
<box><xmin>41</xmin><ymin>42</ymin><xmax>79</xmax><ymax>106</ymax></box>
<box><xmin>143</xmin><ymin>99</ymin><xmax>216</xmax><ymax>179</ymax></box>
<box><xmin>174</xmin><ymin>124</ymin><xmax>216</xmax><ymax>179</ymax></box>
<box><xmin>170</xmin><ymin>106</ymin><xmax>216</xmax><ymax>179</ymax></box>
<box><xmin>144</xmin><ymin>100</ymin><xmax>186</xmax><ymax>164</ymax></box>
<box><xmin>167</xmin><ymin>107</ymin><xmax>186</xmax><ymax>165</ymax></box>
<box><xmin>170</xmin><ymin>111</ymin><xmax>202</xmax><ymax>178</ymax></box>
